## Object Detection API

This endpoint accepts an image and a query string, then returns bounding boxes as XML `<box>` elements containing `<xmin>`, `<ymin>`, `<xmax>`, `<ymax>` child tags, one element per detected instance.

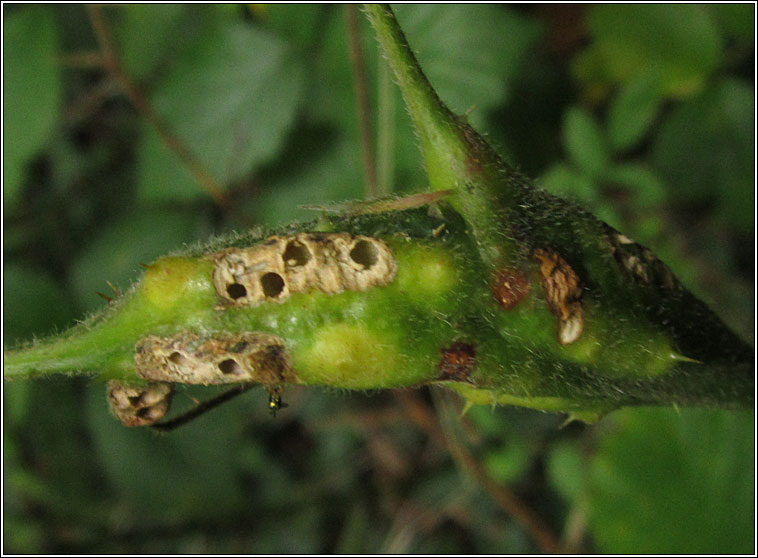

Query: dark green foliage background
<box><xmin>3</xmin><ymin>4</ymin><xmax>754</xmax><ymax>553</ymax></box>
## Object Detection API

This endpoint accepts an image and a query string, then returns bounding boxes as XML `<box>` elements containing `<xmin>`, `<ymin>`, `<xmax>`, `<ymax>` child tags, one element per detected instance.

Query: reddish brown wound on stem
<box><xmin>533</xmin><ymin>248</ymin><xmax>584</xmax><ymax>345</ymax></box>
<box><xmin>438</xmin><ymin>342</ymin><xmax>476</xmax><ymax>383</ymax></box>
<box><xmin>492</xmin><ymin>268</ymin><xmax>531</xmax><ymax>310</ymax></box>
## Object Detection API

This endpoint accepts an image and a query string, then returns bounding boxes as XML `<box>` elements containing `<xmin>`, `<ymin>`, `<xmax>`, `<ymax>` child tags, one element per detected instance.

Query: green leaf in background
<box><xmin>86</xmin><ymin>383</ymin><xmax>249</xmax><ymax>524</ymax></box>
<box><xmin>603</xmin><ymin>163</ymin><xmax>667</xmax><ymax>243</ymax></box>
<box><xmin>115</xmin><ymin>4</ymin><xmax>186</xmax><ymax>79</ymax></box>
<box><xmin>483</xmin><ymin>441</ymin><xmax>530</xmax><ymax>485</ymax></box>
<box><xmin>538</xmin><ymin>163</ymin><xmax>598</xmax><ymax>205</ymax></box>
<box><xmin>706</xmin><ymin>3</ymin><xmax>755</xmax><ymax>45</ymax></box>
<box><xmin>249</xmin><ymin>136</ymin><xmax>365</xmax><ymax>227</ymax></box>
<box><xmin>604</xmin><ymin>163</ymin><xmax>666</xmax><ymax>209</ymax></box>
<box><xmin>607</xmin><ymin>71</ymin><xmax>664</xmax><ymax>152</ymax></box>
<box><xmin>136</xmin><ymin>16</ymin><xmax>304</xmax><ymax>202</ymax></box>
<box><xmin>261</xmin><ymin>3</ymin><xmax>323</xmax><ymax>45</ymax></box>
<box><xmin>562</xmin><ymin>107</ymin><xmax>610</xmax><ymax>178</ymax></box>
<box><xmin>587</xmin><ymin>407</ymin><xmax>754</xmax><ymax>554</ymax></box>
<box><xmin>652</xmin><ymin>79</ymin><xmax>754</xmax><ymax>234</ymax></box>
<box><xmin>546</xmin><ymin>441</ymin><xmax>585</xmax><ymax>504</ymax></box>
<box><xmin>393</xmin><ymin>4</ymin><xmax>542</xmax><ymax>130</ymax></box>
<box><xmin>3</xmin><ymin>265</ymin><xmax>77</xmax><ymax>345</ymax></box>
<box><xmin>3</xmin><ymin>5</ymin><xmax>61</xmax><ymax>207</ymax></box>
<box><xmin>584</xmin><ymin>4</ymin><xmax>723</xmax><ymax>97</ymax></box>
<box><xmin>69</xmin><ymin>208</ymin><xmax>210</xmax><ymax>312</ymax></box>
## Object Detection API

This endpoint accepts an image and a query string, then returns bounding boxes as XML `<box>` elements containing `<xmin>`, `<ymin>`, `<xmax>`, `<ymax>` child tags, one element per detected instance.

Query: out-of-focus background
<box><xmin>3</xmin><ymin>4</ymin><xmax>754</xmax><ymax>553</ymax></box>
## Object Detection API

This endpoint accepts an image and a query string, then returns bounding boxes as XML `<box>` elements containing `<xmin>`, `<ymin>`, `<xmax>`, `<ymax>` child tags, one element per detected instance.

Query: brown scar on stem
<box><xmin>438</xmin><ymin>342</ymin><xmax>477</xmax><ymax>383</ymax></box>
<box><xmin>107</xmin><ymin>380</ymin><xmax>173</xmax><ymax>427</ymax></box>
<box><xmin>533</xmin><ymin>248</ymin><xmax>584</xmax><ymax>345</ymax></box>
<box><xmin>492</xmin><ymin>268</ymin><xmax>531</xmax><ymax>310</ymax></box>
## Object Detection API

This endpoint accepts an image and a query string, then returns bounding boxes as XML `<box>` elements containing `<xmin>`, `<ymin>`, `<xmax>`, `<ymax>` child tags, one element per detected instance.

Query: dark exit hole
<box><xmin>261</xmin><ymin>272</ymin><xmax>285</xmax><ymax>298</ymax></box>
<box><xmin>227</xmin><ymin>283</ymin><xmax>247</xmax><ymax>299</ymax></box>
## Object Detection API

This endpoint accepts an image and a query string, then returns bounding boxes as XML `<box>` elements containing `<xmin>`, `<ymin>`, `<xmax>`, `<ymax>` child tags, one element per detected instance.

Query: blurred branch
<box><xmin>345</xmin><ymin>4</ymin><xmax>378</xmax><ymax>199</ymax></box>
<box><xmin>86</xmin><ymin>5</ymin><xmax>231</xmax><ymax>209</ymax></box>
<box><xmin>398</xmin><ymin>390</ymin><xmax>567</xmax><ymax>554</ymax></box>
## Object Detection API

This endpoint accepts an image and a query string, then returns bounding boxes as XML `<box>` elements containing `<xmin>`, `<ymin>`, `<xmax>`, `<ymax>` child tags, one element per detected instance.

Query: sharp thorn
<box><xmin>95</xmin><ymin>291</ymin><xmax>113</xmax><ymax>303</ymax></box>
<box><xmin>106</xmin><ymin>280</ymin><xmax>122</xmax><ymax>297</ymax></box>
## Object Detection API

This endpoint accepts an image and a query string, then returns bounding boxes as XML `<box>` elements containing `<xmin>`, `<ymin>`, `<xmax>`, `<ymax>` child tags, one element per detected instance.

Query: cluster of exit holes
<box><xmin>168</xmin><ymin>348</ymin><xmax>243</xmax><ymax>377</ymax></box>
<box><xmin>225</xmin><ymin>238</ymin><xmax>380</xmax><ymax>301</ymax></box>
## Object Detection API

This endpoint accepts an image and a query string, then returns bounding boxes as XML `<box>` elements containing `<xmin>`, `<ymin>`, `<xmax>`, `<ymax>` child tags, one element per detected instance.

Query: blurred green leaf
<box><xmin>86</xmin><ymin>384</ymin><xmax>249</xmax><ymax>523</ymax></box>
<box><xmin>483</xmin><ymin>440</ymin><xmax>529</xmax><ymax>484</ymax></box>
<box><xmin>137</xmin><ymin>19</ymin><xmax>304</xmax><ymax>202</ymax></box>
<box><xmin>116</xmin><ymin>4</ymin><xmax>186</xmax><ymax>79</ymax></box>
<box><xmin>706</xmin><ymin>4</ymin><xmax>755</xmax><ymax>44</ymax></box>
<box><xmin>588</xmin><ymin>407</ymin><xmax>754</xmax><ymax>554</ymax></box>
<box><xmin>562</xmin><ymin>107</ymin><xmax>611</xmax><ymax>177</ymax></box>
<box><xmin>69</xmin><ymin>208</ymin><xmax>210</xmax><ymax>312</ymax></box>
<box><xmin>585</xmin><ymin>4</ymin><xmax>723</xmax><ymax>97</ymax></box>
<box><xmin>539</xmin><ymin>163</ymin><xmax>598</xmax><ymax>204</ymax></box>
<box><xmin>394</xmin><ymin>4</ymin><xmax>542</xmax><ymax>130</ymax></box>
<box><xmin>250</xmin><ymin>136</ymin><xmax>364</xmax><ymax>227</ymax></box>
<box><xmin>3</xmin><ymin>6</ymin><xmax>61</xmax><ymax>207</ymax></box>
<box><xmin>546</xmin><ymin>441</ymin><xmax>585</xmax><ymax>503</ymax></box>
<box><xmin>604</xmin><ymin>163</ymin><xmax>666</xmax><ymax>208</ymax></box>
<box><xmin>652</xmin><ymin>79</ymin><xmax>754</xmax><ymax>233</ymax></box>
<box><xmin>261</xmin><ymin>3</ymin><xmax>323</xmax><ymax>44</ymax></box>
<box><xmin>607</xmin><ymin>71</ymin><xmax>664</xmax><ymax>152</ymax></box>
<box><xmin>3</xmin><ymin>264</ymin><xmax>77</xmax><ymax>344</ymax></box>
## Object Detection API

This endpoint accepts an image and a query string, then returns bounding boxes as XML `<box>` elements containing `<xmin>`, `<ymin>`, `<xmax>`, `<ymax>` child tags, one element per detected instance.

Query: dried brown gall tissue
<box><xmin>135</xmin><ymin>331</ymin><xmax>297</xmax><ymax>387</ymax></box>
<box><xmin>533</xmin><ymin>248</ymin><xmax>584</xmax><ymax>345</ymax></box>
<box><xmin>107</xmin><ymin>380</ymin><xmax>173</xmax><ymax>427</ymax></box>
<box><xmin>606</xmin><ymin>228</ymin><xmax>676</xmax><ymax>290</ymax></box>
<box><xmin>209</xmin><ymin>233</ymin><xmax>396</xmax><ymax>307</ymax></box>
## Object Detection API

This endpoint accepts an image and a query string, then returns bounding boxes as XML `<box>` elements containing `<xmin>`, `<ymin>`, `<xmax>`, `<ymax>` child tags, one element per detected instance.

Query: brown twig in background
<box><xmin>397</xmin><ymin>390</ymin><xmax>567</xmax><ymax>554</ymax></box>
<box><xmin>86</xmin><ymin>5</ymin><xmax>230</xmax><ymax>209</ymax></box>
<box><xmin>345</xmin><ymin>4</ymin><xmax>378</xmax><ymax>199</ymax></box>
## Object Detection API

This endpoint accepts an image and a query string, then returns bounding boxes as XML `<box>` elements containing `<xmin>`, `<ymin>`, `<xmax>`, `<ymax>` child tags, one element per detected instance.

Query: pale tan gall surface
<box><xmin>106</xmin><ymin>380</ymin><xmax>174</xmax><ymax>427</ymax></box>
<box><xmin>209</xmin><ymin>234</ymin><xmax>396</xmax><ymax>307</ymax></box>
<box><xmin>134</xmin><ymin>332</ymin><xmax>296</xmax><ymax>387</ymax></box>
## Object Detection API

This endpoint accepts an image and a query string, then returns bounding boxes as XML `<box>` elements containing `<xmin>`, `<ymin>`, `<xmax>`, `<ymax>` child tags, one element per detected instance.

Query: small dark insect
<box><xmin>268</xmin><ymin>392</ymin><xmax>289</xmax><ymax>417</ymax></box>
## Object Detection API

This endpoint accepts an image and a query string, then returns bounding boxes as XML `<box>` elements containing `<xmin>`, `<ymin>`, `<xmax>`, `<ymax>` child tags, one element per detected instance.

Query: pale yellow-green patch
<box><xmin>296</xmin><ymin>323</ymin><xmax>400</xmax><ymax>388</ymax></box>
<box><xmin>394</xmin><ymin>243</ymin><xmax>458</xmax><ymax>308</ymax></box>
<box><xmin>141</xmin><ymin>257</ymin><xmax>215</xmax><ymax>313</ymax></box>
